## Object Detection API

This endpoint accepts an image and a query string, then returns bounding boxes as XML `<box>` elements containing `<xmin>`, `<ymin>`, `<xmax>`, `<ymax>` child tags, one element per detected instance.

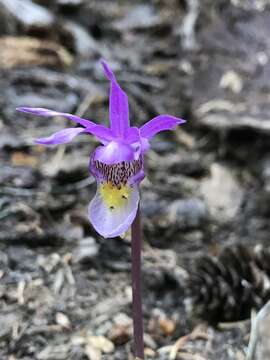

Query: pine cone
<box><xmin>186</xmin><ymin>244</ymin><xmax>270</xmax><ymax>323</ymax></box>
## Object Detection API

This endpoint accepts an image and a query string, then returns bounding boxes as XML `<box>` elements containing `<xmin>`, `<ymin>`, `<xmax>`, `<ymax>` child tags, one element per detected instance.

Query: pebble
<box><xmin>72</xmin><ymin>237</ymin><xmax>99</xmax><ymax>264</ymax></box>
<box><xmin>55</xmin><ymin>312</ymin><xmax>71</xmax><ymax>329</ymax></box>
<box><xmin>114</xmin><ymin>4</ymin><xmax>161</xmax><ymax>31</ymax></box>
<box><xmin>220</xmin><ymin>70</ymin><xmax>243</xmax><ymax>94</ymax></box>
<box><xmin>61</xmin><ymin>21</ymin><xmax>99</xmax><ymax>56</ymax></box>
<box><xmin>0</xmin><ymin>313</ymin><xmax>19</xmax><ymax>340</ymax></box>
<box><xmin>247</xmin><ymin>301</ymin><xmax>270</xmax><ymax>360</ymax></box>
<box><xmin>0</xmin><ymin>0</ymin><xmax>54</xmax><ymax>28</ymax></box>
<box><xmin>200</xmin><ymin>163</ymin><xmax>243</xmax><ymax>222</ymax></box>
<box><xmin>57</xmin><ymin>0</ymin><xmax>84</xmax><ymax>6</ymax></box>
<box><xmin>113</xmin><ymin>313</ymin><xmax>132</xmax><ymax>327</ymax></box>
<box><xmin>7</xmin><ymin>246</ymin><xmax>38</xmax><ymax>272</ymax></box>
<box><xmin>38</xmin><ymin>253</ymin><xmax>61</xmax><ymax>273</ymax></box>
<box><xmin>37</xmin><ymin>344</ymin><xmax>70</xmax><ymax>360</ymax></box>
<box><xmin>109</xmin><ymin>313</ymin><xmax>132</xmax><ymax>345</ymax></box>
<box><xmin>87</xmin><ymin>336</ymin><xmax>115</xmax><ymax>354</ymax></box>
<box><xmin>108</xmin><ymin>324</ymin><xmax>130</xmax><ymax>345</ymax></box>
<box><xmin>168</xmin><ymin>198</ymin><xmax>208</xmax><ymax>230</ymax></box>
<box><xmin>0</xmin><ymin>250</ymin><xmax>8</xmax><ymax>270</ymax></box>
<box><xmin>85</xmin><ymin>345</ymin><xmax>101</xmax><ymax>360</ymax></box>
<box><xmin>261</xmin><ymin>157</ymin><xmax>270</xmax><ymax>192</ymax></box>
<box><xmin>158</xmin><ymin>317</ymin><xmax>176</xmax><ymax>336</ymax></box>
<box><xmin>143</xmin><ymin>267</ymin><xmax>168</xmax><ymax>291</ymax></box>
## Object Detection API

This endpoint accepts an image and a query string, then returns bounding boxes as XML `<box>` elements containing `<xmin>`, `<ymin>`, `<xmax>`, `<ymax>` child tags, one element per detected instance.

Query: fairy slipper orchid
<box><xmin>16</xmin><ymin>60</ymin><xmax>185</xmax><ymax>238</ymax></box>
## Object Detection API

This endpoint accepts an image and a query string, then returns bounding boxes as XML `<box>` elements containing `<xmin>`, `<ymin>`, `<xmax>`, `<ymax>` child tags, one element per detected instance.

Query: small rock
<box><xmin>7</xmin><ymin>246</ymin><xmax>37</xmax><ymax>272</ymax></box>
<box><xmin>55</xmin><ymin>312</ymin><xmax>71</xmax><ymax>329</ymax></box>
<box><xmin>200</xmin><ymin>163</ymin><xmax>243</xmax><ymax>222</ymax></box>
<box><xmin>87</xmin><ymin>336</ymin><xmax>115</xmax><ymax>354</ymax></box>
<box><xmin>0</xmin><ymin>132</ymin><xmax>25</xmax><ymax>150</ymax></box>
<box><xmin>220</xmin><ymin>70</ymin><xmax>243</xmax><ymax>94</ymax></box>
<box><xmin>61</xmin><ymin>21</ymin><xmax>99</xmax><ymax>56</ymax></box>
<box><xmin>57</xmin><ymin>0</ymin><xmax>84</xmax><ymax>6</ymax></box>
<box><xmin>0</xmin><ymin>313</ymin><xmax>19</xmax><ymax>340</ymax></box>
<box><xmin>0</xmin><ymin>0</ymin><xmax>54</xmax><ymax>28</ymax></box>
<box><xmin>109</xmin><ymin>313</ymin><xmax>132</xmax><ymax>345</ymax></box>
<box><xmin>11</xmin><ymin>152</ymin><xmax>38</xmax><ymax>167</ymax></box>
<box><xmin>85</xmin><ymin>344</ymin><xmax>101</xmax><ymax>360</ymax></box>
<box><xmin>113</xmin><ymin>313</ymin><xmax>132</xmax><ymax>327</ymax></box>
<box><xmin>0</xmin><ymin>165</ymin><xmax>39</xmax><ymax>188</ymax></box>
<box><xmin>37</xmin><ymin>345</ymin><xmax>70</xmax><ymax>360</ymax></box>
<box><xmin>143</xmin><ymin>267</ymin><xmax>168</xmax><ymax>291</ymax></box>
<box><xmin>144</xmin><ymin>333</ymin><xmax>158</xmax><ymax>350</ymax></box>
<box><xmin>114</xmin><ymin>5</ymin><xmax>161</xmax><ymax>31</ymax></box>
<box><xmin>261</xmin><ymin>157</ymin><xmax>270</xmax><ymax>192</ymax></box>
<box><xmin>42</xmin><ymin>153</ymin><xmax>89</xmax><ymax>178</ymax></box>
<box><xmin>108</xmin><ymin>324</ymin><xmax>131</xmax><ymax>345</ymax></box>
<box><xmin>247</xmin><ymin>301</ymin><xmax>270</xmax><ymax>360</ymax></box>
<box><xmin>99</xmin><ymin>238</ymin><xmax>130</xmax><ymax>271</ymax></box>
<box><xmin>38</xmin><ymin>253</ymin><xmax>61</xmax><ymax>273</ymax></box>
<box><xmin>168</xmin><ymin>154</ymin><xmax>208</xmax><ymax>177</ymax></box>
<box><xmin>168</xmin><ymin>198</ymin><xmax>208</xmax><ymax>230</ymax></box>
<box><xmin>144</xmin><ymin>348</ymin><xmax>157</xmax><ymax>358</ymax></box>
<box><xmin>72</xmin><ymin>237</ymin><xmax>99</xmax><ymax>264</ymax></box>
<box><xmin>141</xmin><ymin>192</ymin><xmax>166</xmax><ymax>218</ymax></box>
<box><xmin>158</xmin><ymin>317</ymin><xmax>176</xmax><ymax>336</ymax></box>
<box><xmin>0</xmin><ymin>250</ymin><xmax>9</xmax><ymax>271</ymax></box>
<box><xmin>61</xmin><ymin>224</ymin><xmax>84</xmax><ymax>243</ymax></box>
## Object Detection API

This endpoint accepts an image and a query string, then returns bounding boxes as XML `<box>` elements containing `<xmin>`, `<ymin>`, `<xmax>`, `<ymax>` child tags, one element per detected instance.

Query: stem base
<box><xmin>131</xmin><ymin>208</ymin><xmax>144</xmax><ymax>360</ymax></box>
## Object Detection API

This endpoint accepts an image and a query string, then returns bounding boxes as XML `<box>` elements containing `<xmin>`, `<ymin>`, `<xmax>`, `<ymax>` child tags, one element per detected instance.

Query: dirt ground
<box><xmin>1</xmin><ymin>0</ymin><xmax>270</xmax><ymax>359</ymax></box>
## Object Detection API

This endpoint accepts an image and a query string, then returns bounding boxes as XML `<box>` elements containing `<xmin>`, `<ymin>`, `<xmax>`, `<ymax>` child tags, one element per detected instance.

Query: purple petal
<box><xmin>140</xmin><ymin>137</ymin><xmax>150</xmax><ymax>153</ymax></box>
<box><xmin>140</xmin><ymin>115</ymin><xmax>186</xmax><ymax>140</ymax></box>
<box><xmin>35</xmin><ymin>127</ymin><xmax>86</xmax><ymax>146</ymax></box>
<box><xmin>89</xmin><ymin>154</ymin><xmax>104</xmax><ymax>182</ymax></box>
<box><xmin>16</xmin><ymin>107</ymin><xmax>95</xmax><ymax>128</ymax></box>
<box><xmin>93</xmin><ymin>141</ymin><xmax>136</xmax><ymax>164</ymax></box>
<box><xmin>85</xmin><ymin>124</ymin><xmax>114</xmax><ymax>144</ymax></box>
<box><xmin>100</xmin><ymin>59</ymin><xmax>116</xmax><ymax>82</ymax></box>
<box><xmin>129</xmin><ymin>169</ymin><xmax>145</xmax><ymax>185</ymax></box>
<box><xmin>125</xmin><ymin>127</ymin><xmax>140</xmax><ymax>143</ymax></box>
<box><xmin>100</xmin><ymin>60</ymin><xmax>129</xmax><ymax>137</ymax></box>
<box><xmin>125</xmin><ymin>127</ymin><xmax>144</xmax><ymax>156</ymax></box>
<box><xmin>88</xmin><ymin>182</ymin><xmax>140</xmax><ymax>238</ymax></box>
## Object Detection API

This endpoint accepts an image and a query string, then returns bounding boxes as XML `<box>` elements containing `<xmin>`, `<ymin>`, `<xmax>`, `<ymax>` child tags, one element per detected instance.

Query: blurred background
<box><xmin>1</xmin><ymin>0</ymin><xmax>270</xmax><ymax>359</ymax></box>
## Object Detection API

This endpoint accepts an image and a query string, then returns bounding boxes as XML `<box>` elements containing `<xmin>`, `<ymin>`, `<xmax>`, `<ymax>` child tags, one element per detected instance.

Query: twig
<box><xmin>179</xmin><ymin>0</ymin><xmax>199</xmax><ymax>50</ymax></box>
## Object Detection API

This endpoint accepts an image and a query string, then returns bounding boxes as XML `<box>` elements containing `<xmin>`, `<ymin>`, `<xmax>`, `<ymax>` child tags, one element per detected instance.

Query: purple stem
<box><xmin>131</xmin><ymin>207</ymin><xmax>144</xmax><ymax>359</ymax></box>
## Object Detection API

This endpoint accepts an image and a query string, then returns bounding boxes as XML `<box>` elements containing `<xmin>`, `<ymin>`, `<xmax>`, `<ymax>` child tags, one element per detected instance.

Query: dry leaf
<box><xmin>0</xmin><ymin>36</ymin><xmax>73</xmax><ymax>69</ymax></box>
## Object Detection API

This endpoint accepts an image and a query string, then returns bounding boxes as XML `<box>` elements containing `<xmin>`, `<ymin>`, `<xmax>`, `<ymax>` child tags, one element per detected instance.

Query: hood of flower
<box><xmin>93</xmin><ymin>140</ymin><xmax>138</xmax><ymax>165</ymax></box>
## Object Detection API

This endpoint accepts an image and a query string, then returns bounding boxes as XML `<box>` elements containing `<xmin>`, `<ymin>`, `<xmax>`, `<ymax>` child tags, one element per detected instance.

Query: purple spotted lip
<box><xmin>16</xmin><ymin>60</ymin><xmax>186</xmax><ymax>238</ymax></box>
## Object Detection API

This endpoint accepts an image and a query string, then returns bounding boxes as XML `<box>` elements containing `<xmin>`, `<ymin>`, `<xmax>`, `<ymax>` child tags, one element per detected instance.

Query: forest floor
<box><xmin>1</xmin><ymin>0</ymin><xmax>270</xmax><ymax>359</ymax></box>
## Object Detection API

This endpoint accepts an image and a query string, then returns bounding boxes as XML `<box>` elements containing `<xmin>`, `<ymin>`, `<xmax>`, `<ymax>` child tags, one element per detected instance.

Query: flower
<box><xmin>16</xmin><ymin>60</ymin><xmax>185</xmax><ymax>238</ymax></box>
